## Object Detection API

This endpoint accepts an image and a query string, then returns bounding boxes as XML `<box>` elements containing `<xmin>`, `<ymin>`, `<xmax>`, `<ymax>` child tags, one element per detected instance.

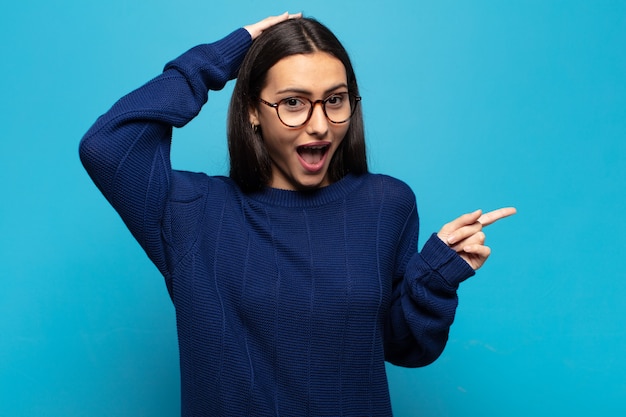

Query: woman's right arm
<box><xmin>78</xmin><ymin>28</ymin><xmax>252</xmax><ymax>275</ymax></box>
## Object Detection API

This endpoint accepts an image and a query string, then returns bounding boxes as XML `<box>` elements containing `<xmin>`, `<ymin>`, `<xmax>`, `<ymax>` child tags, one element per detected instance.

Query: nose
<box><xmin>305</xmin><ymin>101</ymin><xmax>329</xmax><ymax>136</ymax></box>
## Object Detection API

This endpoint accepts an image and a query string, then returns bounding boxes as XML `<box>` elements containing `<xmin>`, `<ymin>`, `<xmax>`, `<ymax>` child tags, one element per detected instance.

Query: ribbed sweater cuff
<box><xmin>211</xmin><ymin>28</ymin><xmax>253</xmax><ymax>78</ymax></box>
<box><xmin>164</xmin><ymin>28</ymin><xmax>252</xmax><ymax>91</ymax></box>
<box><xmin>412</xmin><ymin>233</ymin><xmax>475</xmax><ymax>290</ymax></box>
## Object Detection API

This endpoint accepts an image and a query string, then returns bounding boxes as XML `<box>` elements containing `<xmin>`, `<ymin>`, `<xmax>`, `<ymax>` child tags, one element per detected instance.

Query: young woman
<box><xmin>80</xmin><ymin>13</ymin><xmax>515</xmax><ymax>416</ymax></box>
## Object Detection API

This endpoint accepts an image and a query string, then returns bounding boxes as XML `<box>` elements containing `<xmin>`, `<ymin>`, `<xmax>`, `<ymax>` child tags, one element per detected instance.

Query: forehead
<box><xmin>263</xmin><ymin>52</ymin><xmax>347</xmax><ymax>95</ymax></box>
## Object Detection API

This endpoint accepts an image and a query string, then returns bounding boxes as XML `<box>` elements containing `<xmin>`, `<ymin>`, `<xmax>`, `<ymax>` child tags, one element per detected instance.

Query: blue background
<box><xmin>2</xmin><ymin>0</ymin><xmax>625</xmax><ymax>415</ymax></box>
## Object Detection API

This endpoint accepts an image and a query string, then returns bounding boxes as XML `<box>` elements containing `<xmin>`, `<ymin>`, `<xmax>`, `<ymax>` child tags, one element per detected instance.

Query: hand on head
<box><xmin>244</xmin><ymin>12</ymin><xmax>303</xmax><ymax>40</ymax></box>
<box><xmin>437</xmin><ymin>207</ymin><xmax>517</xmax><ymax>270</ymax></box>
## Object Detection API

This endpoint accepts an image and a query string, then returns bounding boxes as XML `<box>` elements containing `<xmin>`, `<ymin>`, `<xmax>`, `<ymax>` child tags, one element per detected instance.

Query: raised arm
<box><xmin>78</xmin><ymin>28</ymin><xmax>253</xmax><ymax>276</ymax></box>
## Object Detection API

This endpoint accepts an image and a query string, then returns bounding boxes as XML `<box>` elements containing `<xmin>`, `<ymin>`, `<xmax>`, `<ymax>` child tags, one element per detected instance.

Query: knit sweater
<box><xmin>79</xmin><ymin>28</ymin><xmax>475</xmax><ymax>416</ymax></box>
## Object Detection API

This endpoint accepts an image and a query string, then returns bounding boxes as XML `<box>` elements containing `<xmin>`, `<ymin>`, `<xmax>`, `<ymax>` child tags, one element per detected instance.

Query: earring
<box><xmin>251</xmin><ymin>123</ymin><xmax>259</xmax><ymax>133</ymax></box>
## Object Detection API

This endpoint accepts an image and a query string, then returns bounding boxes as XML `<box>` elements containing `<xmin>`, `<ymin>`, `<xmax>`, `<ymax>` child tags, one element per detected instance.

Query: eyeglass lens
<box><xmin>277</xmin><ymin>93</ymin><xmax>357</xmax><ymax>127</ymax></box>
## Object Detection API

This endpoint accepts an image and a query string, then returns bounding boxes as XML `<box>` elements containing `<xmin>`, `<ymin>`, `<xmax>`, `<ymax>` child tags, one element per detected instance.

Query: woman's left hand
<box><xmin>244</xmin><ymin>12</ymin><xmax>302</xmax><ymax>40</ymax></box>
<box><xmin>437</xmin><ymin>207</ymin><xmax>517</xmax><ymax>270</ymax></box>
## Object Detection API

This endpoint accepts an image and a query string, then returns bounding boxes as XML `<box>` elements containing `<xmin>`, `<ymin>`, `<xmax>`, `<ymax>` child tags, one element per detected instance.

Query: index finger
<box><xmin>478</xmin><ymin>207</ymin><xmax>517</xmax><ymax>227</ymax></box>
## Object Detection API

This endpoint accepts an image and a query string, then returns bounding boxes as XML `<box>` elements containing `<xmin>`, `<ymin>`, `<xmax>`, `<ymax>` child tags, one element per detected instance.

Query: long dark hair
<box><xmin>227</xmin><ymin>17</ymin><xmax>367</xmax><ymax>192</ymax></box>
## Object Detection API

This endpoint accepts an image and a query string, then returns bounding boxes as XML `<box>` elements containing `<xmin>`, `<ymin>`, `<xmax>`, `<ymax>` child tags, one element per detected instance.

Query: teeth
<box><xmin>299</xmin><ymin>144</ymin><xmax>329</xmax><ymax>150</ymax></box>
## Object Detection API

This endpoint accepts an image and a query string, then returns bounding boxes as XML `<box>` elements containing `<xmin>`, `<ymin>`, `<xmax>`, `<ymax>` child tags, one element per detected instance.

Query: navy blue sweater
<box><xmin>79</xmin><ymin>28</ymin><xmax>475</xmax><ymax>416</ymax></box>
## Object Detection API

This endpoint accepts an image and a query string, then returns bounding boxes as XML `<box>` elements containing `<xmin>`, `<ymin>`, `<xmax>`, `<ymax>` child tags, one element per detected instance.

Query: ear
<box><xmin>249</xmin><ymin>105</ymin><xmax>260</xmax><ymax>127</ymax></box>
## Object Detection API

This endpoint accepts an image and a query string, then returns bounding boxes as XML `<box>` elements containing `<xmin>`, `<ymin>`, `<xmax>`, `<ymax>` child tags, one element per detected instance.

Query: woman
<box><xmin>80</xmin><ymin>13</ymin><xmax>515</xmax><ymax>416</ymax></box>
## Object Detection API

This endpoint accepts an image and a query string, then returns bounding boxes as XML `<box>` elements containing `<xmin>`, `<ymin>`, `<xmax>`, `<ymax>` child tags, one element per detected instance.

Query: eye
<box><xmin>280</xmin><ymin>97</ymin><xmax>308</xmax><ymax>112</ymax></box>
<box><xmin>325</xmin><ymin>93</ymin><xmax>347</xmax><ymax>108</ymax></box>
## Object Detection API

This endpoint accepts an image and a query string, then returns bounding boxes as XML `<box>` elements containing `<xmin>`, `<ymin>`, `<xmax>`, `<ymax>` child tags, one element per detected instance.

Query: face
<box><xmin>250</xmin><ymin>52</ymin><xmax>351</xmax><ymax>191</ymax></box>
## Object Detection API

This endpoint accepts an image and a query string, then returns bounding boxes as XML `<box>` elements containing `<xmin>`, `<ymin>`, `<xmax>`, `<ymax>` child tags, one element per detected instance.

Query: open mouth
<box><xmin>296</xmin><ymin>143</ymin><xmax>331</xmax><ymax>168</ymax></box>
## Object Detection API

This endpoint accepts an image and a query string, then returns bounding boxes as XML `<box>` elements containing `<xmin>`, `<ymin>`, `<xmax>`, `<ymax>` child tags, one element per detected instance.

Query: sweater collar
<box><xmin>245</xmin><ymin>173</ymin><xmax>366</xmax><ymax>208</ymax></box>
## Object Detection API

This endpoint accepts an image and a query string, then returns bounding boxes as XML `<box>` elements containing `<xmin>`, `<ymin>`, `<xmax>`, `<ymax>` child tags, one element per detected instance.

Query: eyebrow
<box><xmin>275</xmin><ymin>83</ymin><xmax>349</xmax><ymax>96</ymax></box>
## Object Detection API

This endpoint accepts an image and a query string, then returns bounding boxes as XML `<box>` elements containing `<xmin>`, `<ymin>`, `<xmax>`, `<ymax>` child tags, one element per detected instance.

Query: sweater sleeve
<box><xmin>78</xmin><ymin>29</ymin><xmax>252</xmax><ymax>286</ymax></box>
<box><xmin>384</xmin><ymin>203</ymin><xmax>475</xmax><ymax>368</ymax></box>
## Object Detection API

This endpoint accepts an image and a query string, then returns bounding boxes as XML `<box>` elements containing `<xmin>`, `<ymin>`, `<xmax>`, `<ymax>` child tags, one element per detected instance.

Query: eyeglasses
<box><xmin>257</xmin><ymin>92</ymin><xmax>361</xmax><ymax>128</ymax></box>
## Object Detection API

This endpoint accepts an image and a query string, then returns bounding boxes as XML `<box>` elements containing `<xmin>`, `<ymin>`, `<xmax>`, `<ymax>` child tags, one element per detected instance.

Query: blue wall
<box><xmin>2</xmin><ymin>0</ymin><xmax>625</xmax><ymax>415</ymax></box>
